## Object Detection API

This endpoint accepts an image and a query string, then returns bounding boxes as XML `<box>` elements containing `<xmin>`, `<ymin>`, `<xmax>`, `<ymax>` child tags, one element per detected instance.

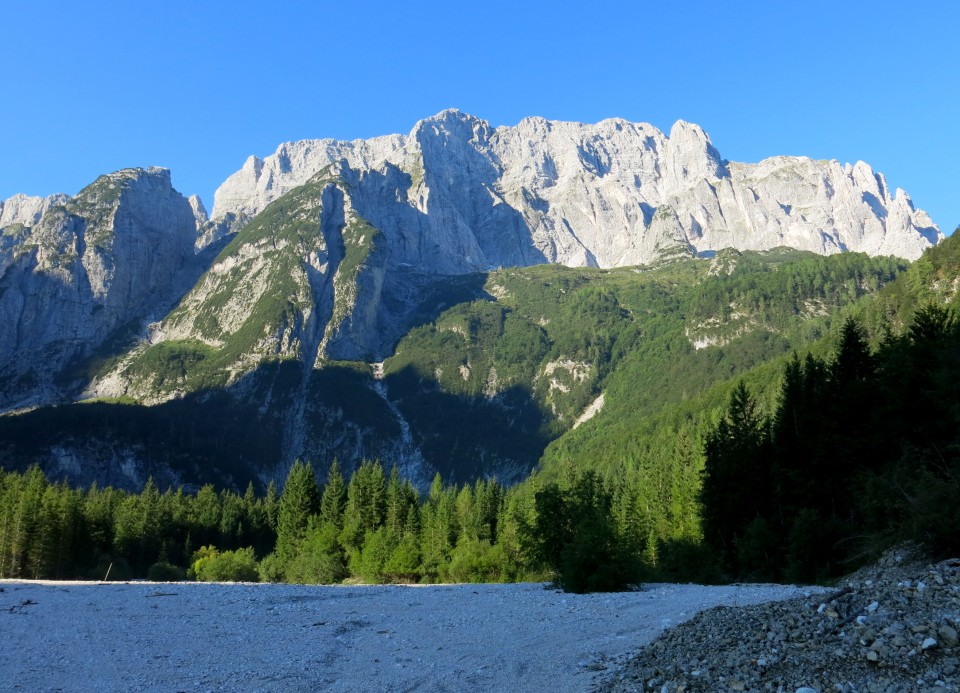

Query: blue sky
<box><xmin>3</xmin><ymin>1</ymin><xmax>957</xmax><ymax>231</ymax></box>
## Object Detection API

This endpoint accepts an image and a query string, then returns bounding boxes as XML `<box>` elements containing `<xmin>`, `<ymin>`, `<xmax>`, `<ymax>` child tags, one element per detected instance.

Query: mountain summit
<box><xmin>209</xmin><ymin>110</ymin><xmax>941</xmax><ymax>267</ymax></box>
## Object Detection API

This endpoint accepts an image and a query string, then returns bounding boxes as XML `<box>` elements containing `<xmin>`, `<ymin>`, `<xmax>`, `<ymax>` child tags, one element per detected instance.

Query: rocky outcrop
<box><xmin>73</xmin><ymin>112</ymin><xmax>941</xmax><ymax>475</ymax></box>
<box><xmin>0</xmin><ymin>168</ymin><xmax>200</xmax><ymax>409</ymax></box>
<box><xmin>211</xmin><ymin>110</ymin><xmax>941</xmax><ymax>269</ymax></box>
<box><xmin>0</xmin><ymin>192</ymin><xmax>71</xmax><ymax>228</ymax></box>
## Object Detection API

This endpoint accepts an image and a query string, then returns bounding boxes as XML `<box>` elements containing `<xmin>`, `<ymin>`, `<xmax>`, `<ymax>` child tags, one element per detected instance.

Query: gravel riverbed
<box><xmin>0</xmin><ymin>579</ymin><xmax>818</xmax><ymax>692</ymax></box>
<box><xmin>602</xmin><ymin>549</ymin><xmax>960</xmax><ymax>693</ymax></box>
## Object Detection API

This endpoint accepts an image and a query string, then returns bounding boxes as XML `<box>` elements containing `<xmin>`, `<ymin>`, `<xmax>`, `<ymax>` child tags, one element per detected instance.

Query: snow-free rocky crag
<box><xmin>0</xmin><ymin>168</ymin><xmax>206</xmax><ymax>409</ymax></box>
<box><xmin>0</xmin><ymin>110</ymin><xmax>943</xmax><ymax>489</ymax></box>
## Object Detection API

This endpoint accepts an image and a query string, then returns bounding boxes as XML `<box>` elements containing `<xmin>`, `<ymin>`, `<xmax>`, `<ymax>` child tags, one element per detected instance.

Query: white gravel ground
<box><xmin>0</xmin><ymin>579</ymin><xmax>823</xmax><ymax>692</ymax></box>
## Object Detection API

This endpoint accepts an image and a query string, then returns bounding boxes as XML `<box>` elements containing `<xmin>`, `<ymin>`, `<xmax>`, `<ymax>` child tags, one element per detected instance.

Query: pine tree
<box><xmin>668</xmin><ymin>430</ymin><xmax>703</xmax><ymax>542</ymax></box>
<box><xmin>700</xmin><ymin>381</ymin><xmax>773</xmax><ymax>574</ymax></box>
<box><xmin>419</xmin><ymin>474</ymin><xmax>456</xmax><ymax>580</ymax></box>
<box><xmin>8</xmin><ymin>467</ymin><xmax>48</xmax><ymax>578</ymax></box>
<box><xmin>191</xmin><ymin>484</ymin><xmax>221</xmax><ymax>548</ymax></box>
<box><xmin>275</xmin><ymin>460</ymin><xmax>321</xmax><ymax>563</ymax></box>
<box><xmin>341</xmin><ymin>460</ymin><xmax>386</xmax><ymax>552</ymax></box>
<box><xmin>0</xmin><ymin>470</ymin><xmax>21</xmax><ymax>577</ymax></box>
<box><xmin>319</xmin><ymin>460</ymin><xmax>347</xmax><ymax>530</ymax></box>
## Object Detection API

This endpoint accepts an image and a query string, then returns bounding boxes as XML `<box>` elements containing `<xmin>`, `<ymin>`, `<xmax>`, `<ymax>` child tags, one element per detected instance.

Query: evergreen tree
<box><xmin>83</xmin><ymin>482</ymin><xmax>121</xmax><ymax>570</ymax></box>
<box><xmin>191</xmin><ymin>484</ymin><xmax>221</xmax><ymax>548</ymax></box>
<box><xmin>419</xmin><ymin>474</ymin><xmax>457</xmax><ymax>580</ymax></box>
<box><xmin>319</xmin><ymin>460</ymin><xmax>347</xmax><ymax>530</ymax></box>
<box><xmin>7</xmin><ymin>467</ymin><xmax>48</xmax><ymax>578</ymax></box>
<box><xmin>275</xmin><ymin>460</ymin><xmax>320</xmax><ymax>563</ymax></box>
<box><xmin>341</xmin><ymin>460</ymin><xmax>387</xmax><ymax>554</ymax></box>
<box><xmin>263</xmin><ymin>480</ymin><xmax>280</xmax><ymax>531</ymax></box>
<box><xmin>526</xmin><ymin>471</ymin><xmax>644</xmax><ymax>593</ymax></box>
<box><xmin>700</xmin><ymin>381</ymin><xmax>773</xmax><ymax>574</ymax></box>
<box><xmin>667</xmin><ymin>430</ymin><xmax>703</xmax><ymax>542</ymax></box>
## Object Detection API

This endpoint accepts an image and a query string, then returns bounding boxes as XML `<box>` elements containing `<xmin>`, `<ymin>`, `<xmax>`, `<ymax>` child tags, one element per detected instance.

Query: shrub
<box><xmin>190</xmin><ymin>546</ymin><xmax>260</xmax><ymax>583</ymax></box>
<box><xmin>148</xmin><ymin>561</ymin><xmax>186</xmax><ymax>582</ymax></box>
<box><xmin>735</xmin><ymin>516</ymin><xmax>781</xmax><ymax>581</ymax></box>
<box><xmin>655</xmin><ymin>537</ymin><xmax>719</xmax><ymax>584</ymax></box>
<box><xmin>88</xmin><ymin>554</ymin><xmax>132</xmax><ymax>582</ymax></box>
<box><xmin>258</xmin><ymin>553</ymin><xmax>285</xmax><ymax>583</ymax></box>
<box><xmin>284</xmin><ymin>522</ymin><xmax>349</xmax><ymax>585</ymax></box>
<box><xmin>442</xmin><ymin>537</ymin><xmax>508</xmax><ymax>583</ymax></box>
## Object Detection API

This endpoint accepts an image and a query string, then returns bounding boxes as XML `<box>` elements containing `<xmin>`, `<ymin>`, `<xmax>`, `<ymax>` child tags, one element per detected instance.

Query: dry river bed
<box><xmin>0</xmin><ymin>579</ymin><xmax>823</xmax><ymax>692</ymax></box>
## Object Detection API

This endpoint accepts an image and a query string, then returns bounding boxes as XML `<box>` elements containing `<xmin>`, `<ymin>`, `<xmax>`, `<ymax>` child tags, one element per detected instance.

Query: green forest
<box><xmin>3</xmin><ymin>233</ymin><xmax>960</xmax><ymax>591</ymax></box>
<box><xmin>4</xmin><ymin>304</ymin><xmax>959</xmax><ymax>591</ymax></box>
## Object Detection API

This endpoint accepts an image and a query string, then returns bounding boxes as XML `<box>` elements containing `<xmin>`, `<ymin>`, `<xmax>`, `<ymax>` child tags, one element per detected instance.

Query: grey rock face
<box><xmin>0</xmin><ymin>168</ymin><xmax>199</xmax><ymax>408</ymax></box>
<box><xmin>0</xmin><ymin>192</ymin><xmax>71</xmax><ymax>227</ymax></box>
<box><xmin>87</xmin><ymin>111</ymin><xmax>944</xmax><ymax>402</ymax></box>
<box><xmin>212</xmin><ymin>110</ymin><xmax>941</xmax><ymax>269</ymax></box>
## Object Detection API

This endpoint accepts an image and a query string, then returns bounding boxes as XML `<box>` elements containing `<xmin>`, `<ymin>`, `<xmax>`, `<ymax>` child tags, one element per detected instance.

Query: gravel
<box><xmin>0</xmin><ymin>580</ymin><xmax>817</xmax><ymax>692</ymax></box>
<box><xmin>600</xmin><ymin>547</ymin><xmax>960</xmax><ymax>693</ymax></box>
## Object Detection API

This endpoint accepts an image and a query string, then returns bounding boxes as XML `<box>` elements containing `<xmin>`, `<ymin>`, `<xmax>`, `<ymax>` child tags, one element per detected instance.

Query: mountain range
<box><xmin>0</xmin><ymin>110</ymin><xmax>944</xmax><ymax>490</ymax></box>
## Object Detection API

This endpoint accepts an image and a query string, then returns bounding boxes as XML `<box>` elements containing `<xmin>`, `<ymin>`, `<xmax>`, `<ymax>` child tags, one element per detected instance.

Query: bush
<box><xmin>382</xmin><ymin>533</ymin><xmax>421</xmax><ymax>583</ymax></box>
<box><xmin>284</xmin><ymin>522</ymin><xmax>349</xmax><ymax>585</ymax></box>
<box><xmin>442</xmin><ymin>538</ymin><xmax>508</xmax><ymax>583</ymax></box>
<box><xmin>655</xmin><ymin>538</ymin><xmax>719</xmax><ymax>584</ymax></box>
<box><xmin>190</xmin><ymin>546</ymin><xmax>260</xmax><ymax>583</ymax></box>
<box><xmin>735</xmin><ymin>516</ymin><xmax>781</xmax><ymax>581</ymax></box>
<box><xmin>900</xmin><ymin>459</ymin><xmax>960</xmax><ymax>557</ymax></box>
<box><xmin>148</xmin><ymin>561</ymin><xmax>186</xmax><ymax>582</ymax></box>
<box><xmin>258</xmin><ymin>553</ymin><xmax>285</xmax><ymax>583</ymax></box>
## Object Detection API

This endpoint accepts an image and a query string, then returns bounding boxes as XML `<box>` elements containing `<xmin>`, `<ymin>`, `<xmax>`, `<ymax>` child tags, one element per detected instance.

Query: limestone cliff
<box><xmin>211</xmin><ymin>110</ymin><xmax>941</xmax><ymax>268</ymax></box>
<box><xmin>0</xmin><ymin>168</ymin><xmax>200</xmax><ymax>409</ymax></box>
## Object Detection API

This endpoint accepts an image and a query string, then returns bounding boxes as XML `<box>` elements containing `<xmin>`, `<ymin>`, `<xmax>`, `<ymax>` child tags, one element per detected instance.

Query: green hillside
<box><xmin>0</xmin><ymin>245</ymin><xmax>907</xmax><ymax>491</ymax></box>
<box><xmin>5</xmin><ymin>231</ymin><xmax>960</xmax><ymax>588</ymax></box>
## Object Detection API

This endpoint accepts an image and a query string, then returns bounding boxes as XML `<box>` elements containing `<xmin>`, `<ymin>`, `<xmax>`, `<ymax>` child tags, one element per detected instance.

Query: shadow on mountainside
<box><xmin>0</xmin><ymin>360</ymin><xmax>556</xmax><ymax>493</ymax></box>
<box><xmin>383</xmin><ymin>365</ymin><xmax>553</xmax><ymax>485</ymax></box>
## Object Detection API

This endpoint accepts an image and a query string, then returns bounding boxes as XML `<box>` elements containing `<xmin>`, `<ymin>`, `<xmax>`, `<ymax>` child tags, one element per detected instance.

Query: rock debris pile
<box><xmin>601</xmin><ymin>551</ymin><xmax>960</xmax><ymax>693</ymax></box>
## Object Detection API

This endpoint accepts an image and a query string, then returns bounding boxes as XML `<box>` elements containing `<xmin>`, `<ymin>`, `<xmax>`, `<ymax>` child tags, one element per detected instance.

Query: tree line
<box><xmin>701</xmin><ymin>307</ymin><xmax>960</xmax><ymax>582</ymax></box>
<box><xmin>1</xmin><ymin>452</ymin><xmax>701</xmax><ymax>591</ymax></box>
<box><xmin>4</xmin><ymin>305</ymin><xmax>957</xmax><ymax>590</ymax></box>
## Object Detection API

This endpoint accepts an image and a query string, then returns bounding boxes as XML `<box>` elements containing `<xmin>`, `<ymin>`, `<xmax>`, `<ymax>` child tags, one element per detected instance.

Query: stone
<box><xmin>939</xmin><ymin>625</ymin><xmax>958</xmax><ymax>647</ymax></box>
<box><xmin>601</xmin><ymin>553</ymin><xmax>960</xmax><ymax>692</ymax></box>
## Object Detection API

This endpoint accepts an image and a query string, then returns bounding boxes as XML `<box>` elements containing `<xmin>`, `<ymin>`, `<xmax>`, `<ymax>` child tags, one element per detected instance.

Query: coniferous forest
<box><xmin>3</xmin><ymin>306</ymin><xmax>960</xmax><ymax>591</ymax></box>
<box><xmin>3</xmin><ymin>235</ymin><xmax>960</xmax><ymax>591</ymax></box>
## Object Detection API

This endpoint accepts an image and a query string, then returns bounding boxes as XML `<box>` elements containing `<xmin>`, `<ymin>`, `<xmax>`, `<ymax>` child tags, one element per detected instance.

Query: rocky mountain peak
<box><xmin>664</xmin><ymin>119</ymin><xmax>729</xmax><ymax>188</ymax></box>
<box><xmin>0</xmin><ymin>191</ymin><xmax>71</xmax><ymax>227</ymax></box>
<box><xmin>206</xmin><ymin>111</ymin><xmax>941</xmax><ymax>270</ymax></box>
<box><xmin>0</xmin><ymin>166</ymin><xmax>202</xmax><ymax>409</ymax></box>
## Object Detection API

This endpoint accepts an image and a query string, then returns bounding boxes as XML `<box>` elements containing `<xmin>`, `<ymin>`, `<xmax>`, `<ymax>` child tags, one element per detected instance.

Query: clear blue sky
<box><xmin>3</xmin><ymin>1</ymin><xmax>957</xmax><ymax>231</ymax></box>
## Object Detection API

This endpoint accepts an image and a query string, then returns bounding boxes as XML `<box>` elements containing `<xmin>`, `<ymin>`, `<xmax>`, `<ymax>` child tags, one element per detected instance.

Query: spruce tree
<box><xmin>275</xmin><ymin>460</ymin><xmax>320</xmax><ymax>564</ymax></box>
<box><xmin>700</xmin><ymin>381</ymin><xmax>773</xmax><ymax>574</ymax></box>
<box><xmin>319</xmin><ymin>460</ymin><xmax>347</xmax><ymax>530</ymax></box>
